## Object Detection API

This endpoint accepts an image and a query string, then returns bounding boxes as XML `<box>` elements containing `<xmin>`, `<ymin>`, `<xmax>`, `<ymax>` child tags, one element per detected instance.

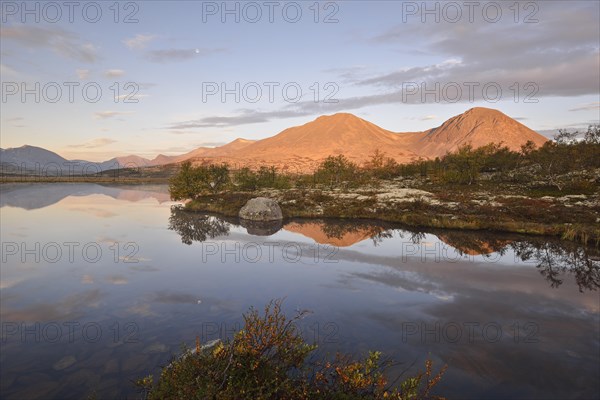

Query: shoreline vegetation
<box><xmin>173</xmin><ymin>129</ymin><xmax>600</xmax><ymax>248</ymax></box>
<box><xmin>135</xmin><ymin>299</ymin><xmax>447</xmax><ymax>400</ymax></box>
<box><xmin>3</xmin><ymin>128</ymin><xmax>599</xmax><ymax>247</ymax></box>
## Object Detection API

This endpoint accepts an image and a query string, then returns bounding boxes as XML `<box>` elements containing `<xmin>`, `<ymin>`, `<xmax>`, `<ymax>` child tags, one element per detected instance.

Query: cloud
<box><xmin>569</xmin><ymin>102</ymin><xmax>600</xmax><ymax>112</ymax></box>
<box><xmin>0</xmin><ymin>63</ymin><xmax>19</xmax><ymax>77</ymax></box>
<box><xmin>5</xmin><ymin>116</ymin><xmax>26</xmax><ymax>128</ymax></box>
<box><xmin>0</xmin><ymin>277</ymin><xmax>26</xmax><ymax>289</ymax></box>
<box><xmin>322</xmin><ymin>65</ymin><xmax>370</xmax><ymax>82</ymax></box>
<box><xmin>115</xmin><ymin>93</ymin><xmax>148</xmax><ymax>101</ymax></box>
<box><xmin>139</xmin><ymin>82</ymin><xmax>158</xmax><ymax>90</ymax></box>
<box><xmin>420</xmin><ymin>115</ymin><xmax>437</xmax><ymax>121</ymax></box>
<box><xmin>76</xmin><ymin>69</ymin><xmax>90</xmax><ymax>80</ymax></box>
<box><xmin>362</xmin><ymin>1</ymin><xmax>600</xmax><ymax>101</ymax></box>
<box><xmin>127</xmin><ymin>303</ymin><xmax>156</xmax><ymax>317</ymax></box>
<box><xmin>149</xmin><ymin>145</ymin><xmax>198</xmax><ymax>153</ymax></box>
<box><xmin>150</xmin><ymin>291</ymin><xmax>198</xmax><ymax>304</ymax></box>
<box><xmin>145</xmin><ymin>48</ymin><xmax>225</xmax><ymax>63</ymax></box>
<box><xmin>94</xmin><ymin>111</ymin><xmax>134</xmax><ymax>119</ymax></box>
<box><xmin>163</xmin><ymin>2</ymin><xmax>600</xmax><ymax>129</ymax></box>
<box><xmin>104</xmin><ymin>69</ymin><xmax>125</xmax><ymax>78</ymax></box>
<box><xmin>123</xmin><ymin>33</ymin><xmax>157</xmax><ymax>49</ymax></box>
<box><xmin>107</xmin><ymin>275</ymin><xmax>128</xmax><ymax>285</ymax></box>
<box><xmin>1</xmin><ymin>289</ymin><xmax>104</xmax><ymax>322</ymax></box>
<box><xmin>165</xmin><ymin>108</ymin><xmax>302</xmax><ymax>129</ymax></box>
<box><xmin>67</xmin><ymin>137</ymin><xmax>117</xmax><ymax>148</ymax></box>
<box><xmin>198</xmin><ymin>142</ymin><xmax>227</xmax><ymax>147</ymax></box>
<box><xmin>1</xmin><ymin>25</ymin><xmax>97</xmax><ymax>63</ymax></box>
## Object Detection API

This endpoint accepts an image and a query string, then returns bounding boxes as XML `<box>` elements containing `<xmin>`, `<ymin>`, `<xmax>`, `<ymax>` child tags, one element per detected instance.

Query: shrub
<box><xmin>314</xmin><ymin>155</ymin><xmax>361</xmax><ymax>188</ymax></box>
<box><xmin>169</xmin><ymin>161</ymin><xmax>231</xmax><ymax>200</ymax></box>
<box><xmin>363</xmin><ymin>150</ymin><xmax>401</xmax><ymax>180</ymax></box>
<box><xmin>137</xmin><ymin>299</ymin><xmax>446</xmax><ymax>400</ymax></box>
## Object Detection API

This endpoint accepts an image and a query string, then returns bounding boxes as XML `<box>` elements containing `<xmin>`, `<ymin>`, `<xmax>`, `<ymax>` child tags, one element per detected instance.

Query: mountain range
<box><xmin>1</xmin><ymin>107</ymin><xmax>548</xmax><ymax>174</ymax></box>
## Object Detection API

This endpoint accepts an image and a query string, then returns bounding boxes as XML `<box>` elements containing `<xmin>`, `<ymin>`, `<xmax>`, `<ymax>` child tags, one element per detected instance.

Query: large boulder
<box><xmin>239</xmin><ymin>197</ymin><xmax>283</xmax><ymax>222</ymax></box>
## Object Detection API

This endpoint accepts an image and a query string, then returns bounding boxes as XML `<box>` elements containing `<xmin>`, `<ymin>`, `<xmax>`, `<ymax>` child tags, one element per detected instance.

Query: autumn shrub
<box><xmin>136</xmin><ymin>299</ymin><xmax>446</xmax><ymax>400</ymax></box>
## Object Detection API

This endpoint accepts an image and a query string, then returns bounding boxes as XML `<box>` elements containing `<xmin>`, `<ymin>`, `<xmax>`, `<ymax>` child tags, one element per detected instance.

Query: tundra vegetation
<box><xmin>136</xmin><ymin>299</ymin><xmax>446</xmax><ymax>400</ymax></box>
<box><xmin>171</xmin><ymin>126</ymin><xmax>600</xmax><ymax>247</ymax></box>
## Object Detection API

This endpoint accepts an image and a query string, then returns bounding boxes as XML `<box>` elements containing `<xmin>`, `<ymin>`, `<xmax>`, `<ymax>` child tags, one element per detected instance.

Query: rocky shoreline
<box><xmin>185</xmin><ymin>181</ymin><xmax>600</xmax><ymax>248</ymax></box>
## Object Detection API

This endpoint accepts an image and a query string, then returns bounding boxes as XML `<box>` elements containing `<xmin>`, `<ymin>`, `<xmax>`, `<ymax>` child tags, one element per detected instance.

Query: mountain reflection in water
<box><xmin>169</xmin><ymin>206</ymin><xmax>600</xmax><ymax>292</ymax></box>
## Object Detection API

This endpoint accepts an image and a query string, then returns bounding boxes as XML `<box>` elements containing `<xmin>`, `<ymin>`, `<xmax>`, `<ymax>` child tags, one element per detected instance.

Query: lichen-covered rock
<box><xmin>239</xmin><ymin>197</ymin><xmax>283</xmax><ymax>221</ymax></box>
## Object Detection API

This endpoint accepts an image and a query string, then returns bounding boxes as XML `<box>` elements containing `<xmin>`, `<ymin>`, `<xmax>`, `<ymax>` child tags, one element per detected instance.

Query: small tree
<box><xmin>442</xmin><ymin>144</ymin><xmax>482</xmax><ymax>185</ymax></box>
<box><xmin>315</xmin><ymin>155</ymin><xmax>359</xmax><ymax>188</ymax></box>
<box><xmin>205</xmin><ymin>163</ymin><xmax>230</xmax><ymax>194</ymax></box>
<box><xmin>364</xmin><ymin>149</ymin><xmax>400</xmax><ymax>180</ymax></box>
<box><xmin>169</xmin><ymin>161</ymin><xmax>203</xmax><ymax>201</ymax></box>
<box><xmin>169</xmin><ymin>161</ymin><xmax>230</xmax><ymax>200</ymax></box>
<box><xmin>235</xmin><ymin>167</ymin><xmax>259</xmax><ymax>191</ymax></box>
<box><xmin>583</xmin><ymin>124</ymin><xmax>600</xmax><ymax>144</ymax></box>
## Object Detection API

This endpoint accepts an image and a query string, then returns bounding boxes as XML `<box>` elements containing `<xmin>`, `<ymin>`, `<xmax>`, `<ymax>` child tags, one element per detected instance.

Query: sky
<box><xmin>1</xmin><ymin>0</ymin><xmax>599</xmax><ymax>161</ymax></box>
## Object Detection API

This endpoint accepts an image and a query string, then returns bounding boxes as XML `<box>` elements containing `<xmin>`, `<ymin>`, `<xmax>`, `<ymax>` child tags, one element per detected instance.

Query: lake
<box><xmin>1</xmin><ymin>183</ymin><xmax>598</xmax><ymax>399</ymax></box>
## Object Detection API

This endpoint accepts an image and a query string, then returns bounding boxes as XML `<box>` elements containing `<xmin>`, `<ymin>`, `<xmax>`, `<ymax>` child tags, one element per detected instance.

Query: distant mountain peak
<box><xmin>416</xmin><ymin>107</ymin><xmax>548</xmax><ymax>157</ymax></box>
<box><xmin>314</xmin><ymin>112</ymin><xmax>365</xmax><ymax>123</ymax></box>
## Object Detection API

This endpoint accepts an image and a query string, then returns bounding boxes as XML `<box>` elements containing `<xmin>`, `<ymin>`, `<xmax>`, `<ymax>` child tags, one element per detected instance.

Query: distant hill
<box><xmin>1</xmin><ymin>145</ymin><xmax>71</xmax><ymax>171</ymax></box>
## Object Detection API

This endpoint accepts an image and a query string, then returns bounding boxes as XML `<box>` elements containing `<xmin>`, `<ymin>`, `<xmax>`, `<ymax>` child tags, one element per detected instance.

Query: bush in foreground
<box><xmin>136</xmin><ymin>300</ymin><xmax>446</xmax><ymax>400</ymax></box>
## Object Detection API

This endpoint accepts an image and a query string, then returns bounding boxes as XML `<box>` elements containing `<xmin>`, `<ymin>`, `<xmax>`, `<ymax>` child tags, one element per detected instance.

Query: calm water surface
<box><xmin>1</xmin><ymin>183</ymin><xmax>598</xmax><ymax>399</ymax></box>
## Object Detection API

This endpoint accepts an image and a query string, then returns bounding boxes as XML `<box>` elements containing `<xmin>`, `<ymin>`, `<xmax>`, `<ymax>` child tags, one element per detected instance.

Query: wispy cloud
<box><xmin>107</xmin><ymin>275</ymin><xmax>128</xmax><ymax>285</ymax></box>
<box><xmin>94</xmin><ymin>111</ymin><xmax>134</xmax><ymax>119</ymax></box>
<box><xmin>569</xmin><ymin>102</ymin><xmax>600</xmax><ymax>112</ymax></box>
<box><xmin>76</xmin><ymin>69</ymin><xmax>90</xmax><ymax>80</ymax></box>
<box><xmin>145</xmin><ymin>48</ymin><xmax>225</xmax><ymax>63</ymax></box>
<box><xmin>104</xmin><ymin>69</ymin><xmax>125</xmax><ymax>78</ymax></box>
<box><xmin>0</xmin><ymin>63</ymin><xmax>19</xmax><ymax>77</ymax></box>
<box><xmin>5</xmin><ymin>116</ymin><xmax>25</xmax><ymax>128</ymax></box>
<box><xmin>115</xmin><ymin>93</ymin><xmax>148</xmax><ymax>102</ymax></box>
<box><xmin>67</xmin><ymin>138</ymin><xmax>117</xmax><ymax>148</ymax></box>
<box><xmin>123</xmin><ymin>33</ymin><xmax>157</xmax><ymax>49</ymax></box>
<box><xmin>1</xmin><ymin>25</ymin><xmax>97</xmax><ymax>63</ymax></box>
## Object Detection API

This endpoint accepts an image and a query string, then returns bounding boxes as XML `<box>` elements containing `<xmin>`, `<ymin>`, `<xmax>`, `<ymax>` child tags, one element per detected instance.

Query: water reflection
<box><xmin>168</xmin><ymin>206</ymin><xmax>231</xmax><ymax>244</ymax></box>
<box><xmin>1</xmin><ymin>184</ymin><xmax>598</xmax><ymax>399</ymax></box>
<box><xmin>168</xmin><ymin>207</ymin><xmax>600</xmax><ymax>292</ymax></box>
<box><xmin>0</xmin><ymin>183</ymin><xmax>170</xmax><ymax>210</ymax></box>
<box><xmin>512</xmin><ymin>241</ymin><xmax>600</xmax><ymax>292</ymax></box>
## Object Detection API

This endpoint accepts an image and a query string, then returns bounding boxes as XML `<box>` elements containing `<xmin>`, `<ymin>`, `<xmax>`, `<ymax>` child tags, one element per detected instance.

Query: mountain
<box><xmin>177</xmin><ymin>107</ymin><xmax>548</xmax><ymax>171</ymax></box>
<box><xmin>0</xmin><ymin>145</ymin><xmax>70</xmax><ymax>171</ymax></box>
<box><xmin>405</xmin><ymin>107</ymin><xmax>549</xmax><ymax>158</ymax></box>
<box><xmin>150</xmin><ymin>138</ymin><xmax>256</xmax><ymax>165</ymax></box>
<box><xmin>1</xmin><ymin>107</ymin><xmax>550</xmax><ymax>174</ymax></box>
<box><xmin>226</xmin><ymin>113</ymin><xmax>422</xmax><ymax>171</ymax></box>
<box><xmin>0</xmin><ymin>145</ymin><xmax>153</xmax><ymax>174</ymax></box>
